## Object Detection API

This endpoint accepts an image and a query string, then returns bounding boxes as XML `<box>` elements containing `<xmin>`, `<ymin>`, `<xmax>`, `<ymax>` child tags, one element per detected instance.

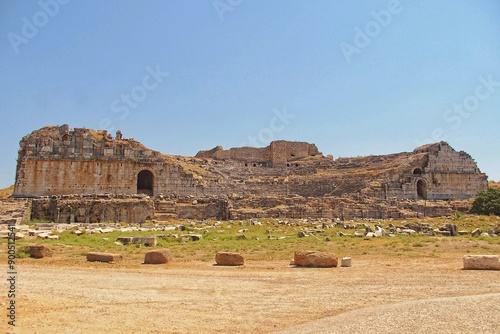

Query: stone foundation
<box><xmin>23</xmin><ymin>195</ymin><xmax>475</xmax><ymax>223</ymax></box>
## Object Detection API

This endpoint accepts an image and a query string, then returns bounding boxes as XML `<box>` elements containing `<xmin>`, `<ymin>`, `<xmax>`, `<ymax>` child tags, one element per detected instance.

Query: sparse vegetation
<box><xmin>470</xmin><ymin>188</ymin><xmax>500</xmax><ymax>216</ymax></box>
<box><xmin>1</xmin><ymin>215</ymin><xmax>498</xmax><ymax>266</ymax></box>
<box><xmin>489</xmin><ymin>181</ymin><xmax>500</xmax><ymax>189</ymax></box>
<box><xmin>0</xmin><ymin>185</ymin><xmax>14</xmax><ymax>198</ymax></box>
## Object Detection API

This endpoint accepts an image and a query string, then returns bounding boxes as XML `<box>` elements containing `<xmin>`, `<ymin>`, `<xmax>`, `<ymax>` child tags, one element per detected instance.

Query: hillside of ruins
<box><xmin>4</xmin><ymin>124</ymin><xmax>490</xmax><ymax>223</ymax></box>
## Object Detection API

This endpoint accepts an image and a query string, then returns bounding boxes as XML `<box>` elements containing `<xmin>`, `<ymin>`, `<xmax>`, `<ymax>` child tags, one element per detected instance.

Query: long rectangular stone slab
<box><xmin>86</xmin><ymin>252</ymin><xmax>123</xmax><ymax>263</ymax></box>
<box><xmin>463</xmin><ymin>255</ymin><xmax>500</xmax><ymax>270</ymax></box>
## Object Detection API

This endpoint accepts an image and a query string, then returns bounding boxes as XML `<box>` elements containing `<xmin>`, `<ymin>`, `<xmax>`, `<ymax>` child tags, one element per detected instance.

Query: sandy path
<box><xmin>3</xmin><ymin>257</ymin><xmax>500</xmax><ymax>333</ymax></box>
<box><xmin>273</xmin><ymin>293</ymin><xmax>500</xmax><ymax>334</ymax></box>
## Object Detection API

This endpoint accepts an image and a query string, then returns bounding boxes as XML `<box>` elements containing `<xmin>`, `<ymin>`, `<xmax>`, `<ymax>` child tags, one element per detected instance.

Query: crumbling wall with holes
<box><xmin>13</xmin><ymin>126</ymin><xmax>487</xmax><ymax>204</ymax></box>
<box><xmin>13</xmin><ymin>125</ymin><xmax>201</xmax><ymax>197</ymax></box>
<box><xmin>195</xmin><ymin>140</ymin><xmax>320</xmax><ymax>167</ymax></box>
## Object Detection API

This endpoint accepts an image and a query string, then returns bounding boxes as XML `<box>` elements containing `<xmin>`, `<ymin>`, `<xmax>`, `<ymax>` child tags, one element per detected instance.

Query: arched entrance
<box><xmin>416</xmin><ymin>179</ymin><xmax>427</xmax><ymax>199</ymax></box>
<box><xmin>137</xmin><ymin>170</ymin><xmax>154</xmax><ymax>196</ymax></box>
<box><xmin>413</xmin><ymin>167</ymin><xmax>423</xmax><ymax>175</ymax></box>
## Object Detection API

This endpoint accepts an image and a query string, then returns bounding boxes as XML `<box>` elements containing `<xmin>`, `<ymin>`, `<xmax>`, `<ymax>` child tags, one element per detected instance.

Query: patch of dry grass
<box><xmin>489</xmin><ymin>181</ymin><xmax>500</xmax><ymax>189</ymax></box>
<box><xmin>2</xmin><ymin>215</ymin><xmax>498</xmax><ymax>268</ymax></box>
<box><xmin>0</xmin><ymin>185</ymin><xmax>14</xmax><ymax>198</ymax></box>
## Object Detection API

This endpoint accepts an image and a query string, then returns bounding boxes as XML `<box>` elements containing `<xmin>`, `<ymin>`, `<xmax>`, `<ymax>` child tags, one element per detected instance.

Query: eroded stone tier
<box><xmin>195</xmin><ymin>140</ymin><xmax>321</xmax><ymax>167</ymax></box>
<box><xmin>14</xmin><ymin>125</ymin><xmax>488</xmax><ymax>200</ymax></box>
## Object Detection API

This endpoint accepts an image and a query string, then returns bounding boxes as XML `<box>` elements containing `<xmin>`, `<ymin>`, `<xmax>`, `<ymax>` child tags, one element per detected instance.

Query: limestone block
<box><xmin>29</xmin><ymin>245</ymin><xmax>53</xmax><ymax>259</ymax></box>
<box><xmin>294</xmin><ymin>250</ymin><xmax>338</xmax><ymax>268</ymax></box>
<box><xmin>215</xmin><ymin>252</ymin><xmax>244</xmax><ymax>266</ymax></box>
<box><xmin>187</xmin><ymin>234</ymin><xmax>203</xmax><ymax>241</ymax></box>
<box><xmin>341</xmin><ymin>257</ymin><xmax>352</xmax><ymax>267</ymax></box>
<box><xmin>463</xmin><ymin>255</ymin><xmax>500</xmax><ymax>270</ymax></box>
<box><xmin>116</xmin><ymin>237</ymin><xmax>133</xmax><ymax>245</ymax></box>
<box><xmin>144</xmin><ymin>249</ymin><xmax>173</xmax><ymax>264</ymax></box>
<box><xmin>444</xmin><ymin>223</ymin><xmax>457</xmax><ymax>236</ymax></box>
<box><xmin>140</xmin><ymin>236</ymin><xmax>157</xmax><ymax>247</ymax></box>
<box><xmin>86</xmin><ymin>252</ymin><xmax>123</xmax><ymax>263</ymax></box>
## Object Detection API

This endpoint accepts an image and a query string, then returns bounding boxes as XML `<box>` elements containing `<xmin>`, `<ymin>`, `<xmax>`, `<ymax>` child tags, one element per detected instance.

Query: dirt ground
<box><xmin>3</xmin><ymin>254</ymin><xmax>500</xmax><ymax>334</ymax></box>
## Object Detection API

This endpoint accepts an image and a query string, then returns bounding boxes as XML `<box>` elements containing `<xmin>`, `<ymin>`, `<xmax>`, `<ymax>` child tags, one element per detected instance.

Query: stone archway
<box><xmin>137</xmin><ymin>170</ymin><xmax>154</xmax><ymax>196</ymax></box>
<box><xmin>416</xmin><ymin>179</ymin><xmax>427</xmax><ymax>199</ymax></box>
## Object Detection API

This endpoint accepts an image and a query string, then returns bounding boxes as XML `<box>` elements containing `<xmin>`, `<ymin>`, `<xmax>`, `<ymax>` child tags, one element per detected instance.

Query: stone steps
<box><xmin>0</xmin><ymin>198</ymin><xmax>32</xmax><ymax>226</ymax></box>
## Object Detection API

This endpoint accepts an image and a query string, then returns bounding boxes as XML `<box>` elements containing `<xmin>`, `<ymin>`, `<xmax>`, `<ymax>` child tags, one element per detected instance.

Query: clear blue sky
<box><xmin>1</xmin><ymin>0</ymin><xmax>499</xmax><ymax>188</ymax></box>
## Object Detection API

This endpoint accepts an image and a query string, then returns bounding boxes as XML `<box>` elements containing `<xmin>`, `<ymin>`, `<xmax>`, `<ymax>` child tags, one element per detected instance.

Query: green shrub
<box><xmin>16</xmin><ymin>246</ymin><xmax>31</xmax><ymax>258</ymax></box>
<box><xmin>470</xmin><ymin>188</ymin><xmax>500</xmax><ymax>215</ymax></box>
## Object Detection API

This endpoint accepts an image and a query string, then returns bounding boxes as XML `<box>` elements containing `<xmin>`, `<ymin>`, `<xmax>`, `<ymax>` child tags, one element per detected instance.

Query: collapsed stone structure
<box><xmin>12</xmin><ymin>124</ymin><xmax>488</xmax><ymax>222</ymax></box>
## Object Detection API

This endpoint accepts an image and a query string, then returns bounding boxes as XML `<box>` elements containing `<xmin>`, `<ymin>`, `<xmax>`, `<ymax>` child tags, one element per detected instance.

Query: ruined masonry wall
<box><xmin>14</xmin><ymin>159</ymin><xmax>202</xmax><ymax>197</ymax></box>
<box><xmin>31</xmin><ymin>197</ymin><xmax>154</xmax><ymax>224</ymax></box>
<box><xmin>14</xmin><ymin>126</ymin><xmax>487</xmax><ymax>203</ymax></box>
<box><xmin>196</xmin><ymin>140</ymin><xmax>319</xmax><ymax>167</ymax></box>
<box><xmin>214</xmin><ymin>146</ymin><xmax>271</xmax><ymax>162</ymax></box>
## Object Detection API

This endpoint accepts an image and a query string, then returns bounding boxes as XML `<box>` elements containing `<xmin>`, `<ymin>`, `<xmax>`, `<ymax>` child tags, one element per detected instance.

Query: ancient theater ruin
<box><xmin>12</xmin><ymin>124</ymin><xmax>488</xmax><ymax>223</ymax></box>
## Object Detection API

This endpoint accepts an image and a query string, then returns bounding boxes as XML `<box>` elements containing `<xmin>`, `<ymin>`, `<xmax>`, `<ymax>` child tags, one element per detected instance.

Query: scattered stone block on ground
<box><xmin>28</xmin><ymin>245</ymin><xmax>53</xmax><ymax>259</ymax></box>
<box><xmin>140</xmin><ymin>236</ymin><xmax>157</xmax><ymax>247</ymax></box>
<box><xmin>215</xmin><ymin>252</ymin><xmax>244</xmax><ymax>266</ymax></box>
<box><xmin>471</xmin><ymin>228</ymin><xmax>481</xmax><ymax>237</ymax></box>
<box><xmin>444</xmin><ymin>223</ymin><xmax>458</xmax><ymax>236</ymax></box>
<box><xmin>294</xmin><ymin>250</ymin><xmax>338</xmax><ymax>268</ymax></box>
<box><xmin>86</xmin><ymin>252</ymin><xmax>123</xmax><ymax>263</ymax></box>
<box><xmin>144</xmin><ymin>249</ymin><xmax>173</xmax><ymax>264</ymax></box>
<box><xmin>341</xmin><ymin>257</ymin><xmax>352</xmax><ymax>267</ymax></box>
<box><xmin>463</xmin><ymin>255</ymin><xmax>500</xmax><ymax>270</ymax></box>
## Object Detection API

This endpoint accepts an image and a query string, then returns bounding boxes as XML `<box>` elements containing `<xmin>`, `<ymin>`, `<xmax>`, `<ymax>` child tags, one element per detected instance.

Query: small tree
<box><xmin>470</xmin><ymin>188</ymin><xmax>500</xmax><ymax>215</ymax></box>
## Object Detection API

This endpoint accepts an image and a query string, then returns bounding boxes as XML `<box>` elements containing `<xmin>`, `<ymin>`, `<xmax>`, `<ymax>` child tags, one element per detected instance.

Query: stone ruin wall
<box><xmin>13</xmin><ymin>126</ymin><xmax>489</xmax><ymax>223</ymax></box>
<box><xmin>13</xmin><ymin>125</ymin><xmax>204</xmax><ymax>198</ymax></box>
<box><xmin>421</xmin><ymin>143</ymin><xmax>487</xmax><ymax>199</ymax></box>
<box><xmin>15</xmin><ymin>159</ymin><xmax>206</xmax><ymax>197</ymax></box>
<box><xmin>386</xmin><ymin>143</ymin><xmax>487</xmax><ymax>200</ymax></box>
<box><xmin>226</xmin><ymin>196</ymin><xmax>469</xmax><ymax>221</ymax></box>
<box><xmin>27</xmin><ymin>194</ymin><xmax>471</xmax><ymax>224</ymax></box>
<box><xmin>196</xmin><ymin>140</ymin><xmax>320</xmax><ymax>167</ymax></box>
<box><xmin>270</xmin><ymin>140</ymin><xmax>320</xmax><ymax>167</ymax></box>
<box><xmin>214</xmin><ymin>146</ymin><xmax>271</xmax><ymax>164</ymax></box>
<box><xmin>31</xmin><ymin>196</ymin><xmax>155</xmax><ymax>224</ymax></box>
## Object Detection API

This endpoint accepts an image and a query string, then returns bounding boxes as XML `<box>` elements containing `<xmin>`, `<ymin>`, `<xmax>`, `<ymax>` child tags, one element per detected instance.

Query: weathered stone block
<box><xmin>187</xmin><ymin>234</ymin><xmax>203</xmax><ymax>241</ymax></box>
<box><xmin>29</xmin><ymin>245</ymin><xmax>53</xmax><ymax>259</ymax></box>
<box><xmin>116</xmin><ymin>237</ymin><xmax>133</xmax><ymax>245</ymax></box>
<box><xmin>444</xmin><ymin>223</ymin><xmax>458</xmax><ymax>236</ymax></box>
<box><xmin>140</xmin><ymin>236</ymin><xmax>157</xmax><ymax>247</ymax></box>
<box><xmin>86</xmin><ymin>252</ymin><xmax>123</xmax><ymax>263</ymax></box>
<box><xmin>215</xmin><ymin>252</ymin><xmax>244</xmax><ymax>266</ymax></box>
<box><xmin>463</xmin><ymin>255</ymin><xmax>500</xmax><ymax>270</ymax></box>
<box><xmin>341</xmin><ymin>257</ymin><xmax>352</xmax><ymax>267</ymax></box>
<box><xmin>144</xmin><ymin>249</ymin><xmax>173</xmax><ymax>264</ymax></box>
<box><xmin>294</xmin><ymin>250</ymin><xmax>338</xmax><ymax>268</ymax></box>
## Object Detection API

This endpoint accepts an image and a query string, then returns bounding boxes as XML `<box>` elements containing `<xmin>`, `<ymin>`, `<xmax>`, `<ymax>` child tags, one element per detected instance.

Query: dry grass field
<box><xmin>1</xmin><ymin>215</ymin><xmax>499</xmax><ymax>333</ymax></box>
